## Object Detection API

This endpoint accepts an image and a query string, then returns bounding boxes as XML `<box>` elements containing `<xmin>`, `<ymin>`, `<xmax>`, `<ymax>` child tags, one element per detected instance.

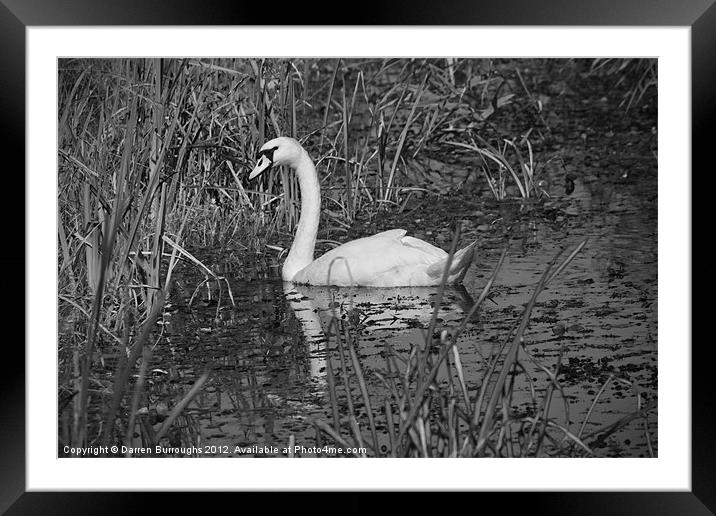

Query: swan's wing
<box><xmin>372</xmin><ymin>228</ymin><xmax>408</xmax><ymax>239</ymax></box>
<box><xmin>296</xmin><ymin>230</ymin><xmax>448</xmax><ymax>286</ymax></box>
<box><xmin>371</xmin><ymin>229</ymin><xmax>445</xmax><ymax>260</ymax></box>
<box><xmin>398</xmin><ymin>235</ymin><xmax>447</xmax><ymax>259</ymax></box>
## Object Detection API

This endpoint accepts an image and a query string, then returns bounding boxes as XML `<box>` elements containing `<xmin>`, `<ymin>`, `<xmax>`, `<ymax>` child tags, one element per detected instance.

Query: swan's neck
<box><xmin>282</xmin><ymin>152</ymin><xmax>321</xmax><ymax>281</ymax></box>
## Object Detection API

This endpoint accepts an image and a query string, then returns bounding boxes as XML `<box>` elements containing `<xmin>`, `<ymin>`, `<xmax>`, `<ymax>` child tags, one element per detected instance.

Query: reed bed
<box><xmin>313</xmin><ymin>237</ymin><xmax>655</xmax><ymax>457</ymax></box>
<box><xmin>57</xmin><ymin>57</ymin><xmax>654</xmax><ymax>456</ymax></box>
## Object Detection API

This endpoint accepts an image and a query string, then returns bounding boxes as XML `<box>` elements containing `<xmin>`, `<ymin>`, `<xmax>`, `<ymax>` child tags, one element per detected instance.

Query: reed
<box><xmin>58</xmin><ymin>59</ymin><xmax>231</xmax><ymax>454</ymax></box>
<box><xmin>588</xmin><ymin>58</ymin><xmax>657</xmax><ymax>111</ymax></box>
<box><xmin>58</xmin><ymin>57</ymin><xmax>653</xmax><ymax>456</ymax></box>
<box><xmin>312</xmin><ymin>238</ymin><xmax>655</xmax><ymax>457</ymax></box>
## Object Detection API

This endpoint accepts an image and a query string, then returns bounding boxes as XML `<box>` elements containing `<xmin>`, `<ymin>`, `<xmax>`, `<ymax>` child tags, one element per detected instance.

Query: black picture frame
<box><xmin>3</xmin><ymin>1</ymin><xmax>709</xmax><ymax>513</ymax></box>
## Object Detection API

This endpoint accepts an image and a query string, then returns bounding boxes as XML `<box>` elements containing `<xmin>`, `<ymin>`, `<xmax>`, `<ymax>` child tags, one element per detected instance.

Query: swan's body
<box><xmin>292</xmin><ymin>228</ymin><xmax>476</xmax><ymax>287</ymax></box>
<box><xmin>250</xmin><ymin>137</ymin><xmax>477</xmax><ymax>287</ymax></box>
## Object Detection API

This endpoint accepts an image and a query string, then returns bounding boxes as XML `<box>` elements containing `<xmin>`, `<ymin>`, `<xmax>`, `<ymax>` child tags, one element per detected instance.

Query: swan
<box><xmin>249</xmin><ymin>137</ymin><xmax>477</xmax><ymax>287</ymax></box>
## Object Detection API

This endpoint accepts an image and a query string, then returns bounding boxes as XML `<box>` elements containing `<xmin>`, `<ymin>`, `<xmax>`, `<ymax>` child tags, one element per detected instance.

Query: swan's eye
<box><xmin>257</xmin><ymin>145</ymin><xmax>279</xmax><ymax>162</ymax></box>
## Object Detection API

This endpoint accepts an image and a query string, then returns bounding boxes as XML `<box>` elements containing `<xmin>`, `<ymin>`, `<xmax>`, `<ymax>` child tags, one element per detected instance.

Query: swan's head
<box><xmin>249</xmin><ymin>137</ymin><xmax>305</xmax><ymax>180</ymax></box>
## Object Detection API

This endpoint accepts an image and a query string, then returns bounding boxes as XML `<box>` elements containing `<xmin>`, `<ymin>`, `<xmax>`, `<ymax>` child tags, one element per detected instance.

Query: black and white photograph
<box><xmin>2</xmin><ymin>8</ymin><xmax>703</xmax><ymax>509</ymax></box>
<box><xmin>57</xmin><ymin>56</ymin><xmax>659</xmax><ymax>459</ymax></box>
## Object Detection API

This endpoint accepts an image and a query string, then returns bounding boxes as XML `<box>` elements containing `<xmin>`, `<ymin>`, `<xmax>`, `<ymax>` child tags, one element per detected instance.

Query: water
<box><xmin>148</xmin><ymin>160</ymin><xmax>657</xmax><ymax>457</ymax></box>
<box><xmin>145</xmin><ymin>64</ymin><xmax>658</xmax><ymax>457</ymax></box>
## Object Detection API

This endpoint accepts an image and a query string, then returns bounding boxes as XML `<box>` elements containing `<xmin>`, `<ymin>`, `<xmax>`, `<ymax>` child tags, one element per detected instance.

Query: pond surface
<box><xmin>150</xmin><ymin>171</ymin><xmax>657</xmax><ymax>457</ymax></box>
<box><xmin>146</xmin><ymin>65</ymin><xmax>658</xmax><ymax>457</ymax></box>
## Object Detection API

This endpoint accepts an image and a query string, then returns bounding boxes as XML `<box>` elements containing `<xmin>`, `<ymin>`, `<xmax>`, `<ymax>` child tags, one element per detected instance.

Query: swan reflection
<box><xmin>282</xmin><ymin>281</ymin><xmax>476</xmax><ymax>380</ymax></box>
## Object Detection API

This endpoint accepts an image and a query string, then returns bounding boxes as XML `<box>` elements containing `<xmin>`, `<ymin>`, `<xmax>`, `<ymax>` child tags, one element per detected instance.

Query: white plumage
<box><xmin>250</xmin><ymin>137</ymin><xmax>477</xmax><ymax>287</ymax></box>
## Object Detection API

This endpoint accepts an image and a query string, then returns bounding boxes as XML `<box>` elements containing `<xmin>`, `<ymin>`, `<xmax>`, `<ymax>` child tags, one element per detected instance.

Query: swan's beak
<box><xmin>249</xmin><ymin>155</ymin><xmax>272</xmax><ymax>180</ymax></box>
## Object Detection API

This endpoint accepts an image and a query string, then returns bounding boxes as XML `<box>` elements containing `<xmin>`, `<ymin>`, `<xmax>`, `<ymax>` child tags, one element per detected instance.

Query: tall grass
<box><xmin>588</xmin><ymin>58</ymin><xmax>657</xmax><ymax>111</ymax></box>
<box><xmin>313</xmin><ymin>238</ymin><xmax>655</xmax><ymax>457</ymax></box>
<box><xmin>58</xmin><ymin>59</ymin><xmax>229</xmax><ymax>452</ymax></box>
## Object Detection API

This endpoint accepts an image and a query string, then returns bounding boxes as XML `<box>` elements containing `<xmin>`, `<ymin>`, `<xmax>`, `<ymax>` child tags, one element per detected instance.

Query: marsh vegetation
<box><xmin>58</xmin><ymin>57</ymin><xmax>657</xmax><ymax>457</ymax></box>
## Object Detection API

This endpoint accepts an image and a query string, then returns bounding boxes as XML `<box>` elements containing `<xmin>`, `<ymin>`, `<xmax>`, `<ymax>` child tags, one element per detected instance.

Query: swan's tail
<box><xmin>428</xmin><ymin>241</ymin><xmax>478</xmax><ymax>284</ymax></box>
